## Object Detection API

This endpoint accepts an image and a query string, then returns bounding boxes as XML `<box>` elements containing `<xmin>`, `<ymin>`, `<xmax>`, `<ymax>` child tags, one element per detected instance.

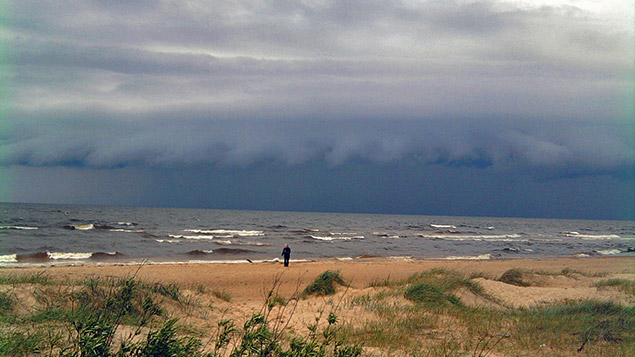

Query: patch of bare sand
<box><xmin>1</xmin><ymin>257</ymin><xmax>633</xmax><ymax>325</ymax></box>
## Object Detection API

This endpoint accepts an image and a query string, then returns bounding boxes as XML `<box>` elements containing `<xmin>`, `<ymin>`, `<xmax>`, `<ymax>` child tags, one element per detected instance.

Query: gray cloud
<box><xmin>2</xmin><ymin>108</ymin><xmax>632</xmax><ymax>179</ymax></box>
<box><xmin>4</xmin><ymin>1</ymin><xmax>632</xmax><ymax>125</ymax></box>
<box><xmin>1</xmin><ymin>1</ymin><xmax>633</xmax><ymax>218</ymax></box>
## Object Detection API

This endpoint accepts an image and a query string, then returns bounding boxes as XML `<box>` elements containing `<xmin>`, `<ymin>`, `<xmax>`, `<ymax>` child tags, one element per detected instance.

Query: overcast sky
<box><xmin>1</xmin><ymin>0</ymin><xmax>633</xmax><ymax>219</ymax></box>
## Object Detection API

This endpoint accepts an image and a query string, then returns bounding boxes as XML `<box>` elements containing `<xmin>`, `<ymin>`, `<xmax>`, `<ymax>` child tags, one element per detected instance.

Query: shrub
<box><xmin>303</xmin><ymin>271</ymin><xmax>347</xmax><ymax>297</ymax></box>
<box><xmin>404</xmin><ymin>283</ymin><xmax>462</xmax><ymax>307</ymax></box>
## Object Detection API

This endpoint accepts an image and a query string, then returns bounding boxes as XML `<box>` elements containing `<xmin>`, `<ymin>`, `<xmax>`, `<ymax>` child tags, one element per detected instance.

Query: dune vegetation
<box><xmin>0</xmin><ymin>266</ymin><xmax>633</xmax><ymax>356</ymax></box>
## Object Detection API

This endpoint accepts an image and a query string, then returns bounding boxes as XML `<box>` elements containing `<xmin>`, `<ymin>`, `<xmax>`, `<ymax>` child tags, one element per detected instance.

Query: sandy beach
<box><xmin>3</xmin><ymin>256</ymin><xmax>634</xmax><ymax>306</ymax></box>
<box><xmin>2</xmin><ymin>256</ymin><xmax>634</xmax><ymax>355</ymax></box>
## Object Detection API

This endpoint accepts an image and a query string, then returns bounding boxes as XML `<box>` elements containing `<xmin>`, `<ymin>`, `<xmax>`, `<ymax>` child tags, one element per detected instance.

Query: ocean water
<box><xmin>0</xmin><ymin>203</ymin><xmax>633</xmax><ymax>266</ymax></box>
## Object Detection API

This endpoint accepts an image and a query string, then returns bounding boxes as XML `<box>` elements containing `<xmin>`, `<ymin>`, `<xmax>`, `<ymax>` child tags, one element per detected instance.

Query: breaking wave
<box><xmin>309</xmin><ymin>235</ymin><xmax>364</xmax><ymax>241</ymax></box>
<box><xmin>184</xmin><ymin>229</ymin><xmax>264</xmax><ymax>237</ymax></box>
<box><xmin>430</xmin><ymin>224</ymin><xmax>456</xmax><ymax>229</ymax></box>
<box><xmin>63</xmin><ymin>224</ymin><xmax>94</xmax><ymax>230</ymax></box>
<box><xmin>0</xmin><ymin>254</ymin><xmax>18</xmax><ymax>263</ymax></box>
<box><xmin>0</xmin><ymin>226</ymin><xmax>38</xmax><ymax>230</ymax></box>
<box><xmin>443</xmin><ymin>254</ymin><xmax>492</xmax><ymax>260</ymax></box>
<box><xmin>595</xmin><ymin>249</ymin><xmax>621</xmax><ymax>255</ymax></box>
<box><xmin>212</xmin><ymin>240</ymin><xmax>270</xmax><ymax>246</ymax></box>
<box><xmin>187</xmin><ymin>250</ymin><xmax>214</xmax><ymax>255</ymax></box>
<box><xmin>8</xmin><ymin>251</ymin><xmax>122</xmax><ymax>263</ymax></box>
<box><xmin>418</xmin><ymin>234</ymin><xmax>524</xmax><ymax>241</ymax></box>
<box><xmin>564</xmin><ymin>232</ymin><xmax>620</xmax><ymax>240</ymax></box>
<box><xmin>169</xmin><ymin>234</ymin><xmax>215</xmax><ymax>240</ymax></box>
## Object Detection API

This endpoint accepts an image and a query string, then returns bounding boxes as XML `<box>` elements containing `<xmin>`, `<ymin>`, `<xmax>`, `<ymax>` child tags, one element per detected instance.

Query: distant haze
<box><xmin>1</xmin><ymin>0</ymin><xmax>633</xmax><ymax>219</ymax></box>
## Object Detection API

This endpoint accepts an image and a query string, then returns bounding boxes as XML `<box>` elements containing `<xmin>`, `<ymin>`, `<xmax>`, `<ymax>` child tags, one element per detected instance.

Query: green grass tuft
<box><xmin>0</xmin><ymin>290</ymin><xmax>15</xmax><ymax>314</ymax></box>
<box><xmin>0</xmin><ymin>272</ymin><xmax>52</xmax><ymax>285</ymax></box>
<box><xmin>212</xmin><ymin>289</ymin><xmax>232</xmax><ymax>302</ymax></box>
<box><xmin>404</xmin><ymin>283</ymin><xmax>462</xmax><ymax>307</ymax></box>
<box><xmin>150</xmin><ymin>281</ymin><xmax>183</xmax><ymax>302</ymax></box>
<box><xmin>595</xmin><ymin>279</ymin><xmax>635</xmax><ymax>295</ymax></box>
<box><xmin>303</xmin><ymin>270</ymin><xmax>347</xmax><ymax>297</ymax></box>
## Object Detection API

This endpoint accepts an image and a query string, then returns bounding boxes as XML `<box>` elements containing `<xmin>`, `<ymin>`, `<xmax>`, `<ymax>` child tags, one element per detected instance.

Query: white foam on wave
<box><xmin>443</xmin><ymin>254</ymin><xmax>492</xmax><ymax>260</ymax></box>
<box><xmin>48</xmin><ymin>252</ymin><xmax>93</xmax><ymax>260</ymax></box>
<box><xmin>430</xmin><ymin>224</ymin><xmax>456</xmax><ymax>229</ymax></box>
<box><xmin>565</xmin><ymin>233</ymin><xmax>620</xmax><ymax>240</ymax></box>
<box><xmin>184</xmin><ymin>229</ymin><xmax>264</xmax><ymax>237</ymax></box>
<box><xmin>0</xmin><ymin>254</ymin><xmax>18</xmax><ymax>263</ymax></box>
<box><xmin>595</xmin><ymin>249</ymin><xmax>621</xmax><ymax>255</ymax></box>
<box><xmin>110</xmin><ymin>229</ymin><xmax>143</xmax><ymax>233</ymax></box>
<box><xmin>74</xmin><ymin>224</ymin><xmax>94</xmax><ymax>230</ymax></box>
<box><xmin>309</xmin><ymin>235</ymin><xmax>364</xmax><ymax>241</ymax></box>
<box><xmin>388</xmin><ymin>256</ymin><xmax>413</xmax><ymax>261</ymax></box>
<box><xmin>169</xmin><ymin>234</ymin><xmax>215</xmax><ymax>240</ymax></box>
<box><xmin>213</xmin><ymin>240</ymin><xmax>270</xmax><ymax>246</ymax></box>
<box><xmin>335</xmin><ymin>257</ymin><xmax>354</xmax><ymax>261</ymax></box>
<box><xmin>418</xmin><ymin>234</ymin><xmax>524</xmax><ymax>241</ymax></box>
<box><xmin>0</xmin><ymin>225</ymin><xmax>39</xmax><ymax>230</ymax></box>
<box><xmin>156</xmin><ymin>239</ymin><xmax>182</xmax><ymax>243</ymax></box>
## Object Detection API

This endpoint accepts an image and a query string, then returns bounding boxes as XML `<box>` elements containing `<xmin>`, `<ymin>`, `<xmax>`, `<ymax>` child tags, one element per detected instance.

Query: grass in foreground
<box><xmin>341</xmin><ymin>268</ymin><xmax>634</xmax><ymax>355</ymax></box>
<box><xmin>1</xmin><ymin>268</ymin><xmax>632</xmax><ymax>356</ymax></box>
<box><xmin>0</xmin><ymin>271</ymin><xmax>361</xmax><ymax>356</ymax></box>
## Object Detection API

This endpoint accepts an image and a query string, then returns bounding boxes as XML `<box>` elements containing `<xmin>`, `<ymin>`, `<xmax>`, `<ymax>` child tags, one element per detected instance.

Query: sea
<box><xmin>0</xmin><ymin>203</ymin><xmax>633</xmax><ymax>267</ymax></box>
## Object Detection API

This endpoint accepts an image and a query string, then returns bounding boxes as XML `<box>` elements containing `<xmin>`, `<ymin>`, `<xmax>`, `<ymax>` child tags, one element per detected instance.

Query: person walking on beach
<box><xmin>281</xmin><ymin>244</ymin><xmax>291</xmax><ymax>267</ymax></box>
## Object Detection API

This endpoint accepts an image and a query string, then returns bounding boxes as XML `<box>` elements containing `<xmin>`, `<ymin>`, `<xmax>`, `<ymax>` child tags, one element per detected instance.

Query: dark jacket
<box><xmin>282</xmin><ymin>246</ymin><xmax>291</xmax><ymax>258</ymax></box>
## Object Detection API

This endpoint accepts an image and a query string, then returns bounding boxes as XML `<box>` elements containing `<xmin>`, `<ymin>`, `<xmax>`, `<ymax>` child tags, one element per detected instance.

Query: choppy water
<box><xmin>0</xmin><ymin>203</ymin><xmax>633</xmax><ymax>266</ymax></box>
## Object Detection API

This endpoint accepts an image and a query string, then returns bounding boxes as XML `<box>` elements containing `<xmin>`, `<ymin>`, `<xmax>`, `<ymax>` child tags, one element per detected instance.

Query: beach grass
<box><xmin>595</xmin><ymin>279</ymin><xmax>635</xmax><ymax>295</ymax></box>
<box><xmin>338</xmin><ymin>268</ymin><xmax>634</xmax><ymax>355</ymax></box>
<box><xmin>302</xmin><ymin>270</ymin><xmax>347</xmax><ymax>297</ymax></box>
<box><xmin>0</xmin><ymin>263</ymin><xmax>633</xmax><ymax>356</ymax></box>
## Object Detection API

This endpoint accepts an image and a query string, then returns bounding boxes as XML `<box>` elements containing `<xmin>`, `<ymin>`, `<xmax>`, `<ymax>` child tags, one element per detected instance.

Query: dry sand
<box><xmin>2</xmin><ymin>256</ymin><xmax>633</xmax><ymax>355</ymax></box>
<box><xmin>3</xmin><ymin>256</ymin><xmax>633</xmax><ymax>307</ymax></box>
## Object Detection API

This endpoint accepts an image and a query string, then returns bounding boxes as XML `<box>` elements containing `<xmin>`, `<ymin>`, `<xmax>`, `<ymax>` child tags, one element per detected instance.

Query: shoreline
<box><xmin>2</xmin><ymin>251</ymin><xmax>633</xmax><ymax>269</ymax></box>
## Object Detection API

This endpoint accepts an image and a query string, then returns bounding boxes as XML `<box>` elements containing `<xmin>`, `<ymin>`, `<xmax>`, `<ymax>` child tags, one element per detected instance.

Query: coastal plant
<box><xmin>0</xmin><ymin>330</ymin><xmax>46</xmax><ymax>355</ymax></box>
<box><xmin>512</xmin><ymin>300</ymin><xmax>635</xmax><ymax>353</ymax></box>
<box><xmin>0</xmin><ymin>289</ymin><xmax>14</xmax><ymax>314</ymax></box>
<box><xmin>212</xmin><ymin>289</ymin><xmax>232</xmax><ymax>302</ymax></box>
<box><xmin>149</xmin><ymin>281</ymin><xmax>182</xmax><ymax>303</ymax></box>
<box><xmin>303</xmin><ymin>270</ymin><xmax>347</xmax><ymax>297</ymax></box>
<box><xmin>120</xmin><ymin>319</ymin><xmax>203</xmax><ymax>357</ymax></box>
<box><xmin>406</xmin><ymin>269</ymin><xmax>484</xmax><ymax>295</ymax></box>
<box><xmin>401</xmin><ymin>268</ymin><xmax>488</xmax><ymax>308</ymax></box>
<box><xmin>404</xmin><ymin>282</ymin><xmax>462</xmax><ymax>307</ymax></box>
<box><xmin>498</xmin><ymin>269</ymin><xmax>531</xmax><ymax>287</ymax></box>
<box><xmin>595</xmin><ymin>279</ymin><xmax>635</xmax><ymax>295</ymax></box>
<box><xmin>0</xmin><ymin>272</ymin><xmax>52</xmax><ymax>286</ymax></box>
<box><xmin>208</xmin><ymin>274</ymin><xmax>361</xmax><ymax>357</ymax></box>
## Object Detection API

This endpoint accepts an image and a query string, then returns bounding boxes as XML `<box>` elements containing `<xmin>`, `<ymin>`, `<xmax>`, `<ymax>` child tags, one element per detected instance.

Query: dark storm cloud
<box><xmin>2</xmin><ymin>108</ymin><xmax>632</xmax><ymax>180</ymax></box>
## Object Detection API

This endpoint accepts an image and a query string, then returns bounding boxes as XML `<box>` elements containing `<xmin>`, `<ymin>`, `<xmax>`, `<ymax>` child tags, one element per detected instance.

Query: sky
<box><xmin>0</xmin><ymin>0</ymin><xmax>633</xmax><ymax>220</ymax></box>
